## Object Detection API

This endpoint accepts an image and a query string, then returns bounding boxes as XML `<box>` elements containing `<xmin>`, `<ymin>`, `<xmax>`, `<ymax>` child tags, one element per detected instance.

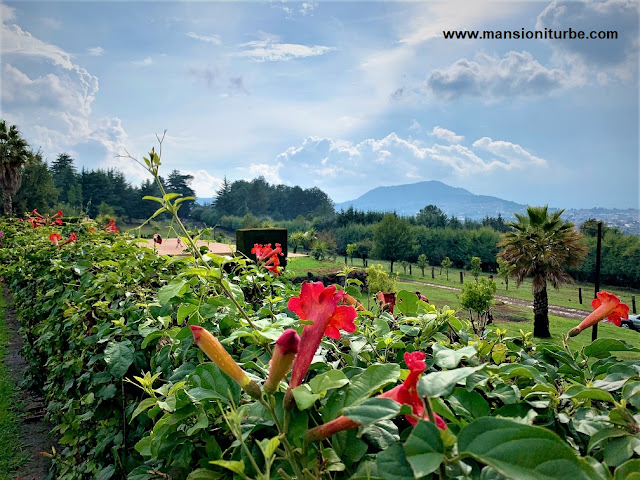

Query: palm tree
<box><xmin>498</xmin><ymin>205</ymin><xmax>587</xmax><ymax>338</ymax></box>
<box><xmin>0</xmin><ymin>120</ymin><xmax>30</xmax><ymax>216</ymax></box>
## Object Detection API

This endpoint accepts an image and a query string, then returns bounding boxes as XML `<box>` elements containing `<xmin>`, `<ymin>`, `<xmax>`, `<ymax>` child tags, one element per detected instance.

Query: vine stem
<box><xmin>259</xmin><ymin>396</ymin><xmax>306</xmax><ymax>480</ymax></box>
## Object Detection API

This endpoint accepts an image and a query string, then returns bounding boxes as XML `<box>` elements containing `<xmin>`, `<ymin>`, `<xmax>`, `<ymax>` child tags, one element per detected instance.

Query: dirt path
<box><xmin>399</xmin><ymin>278</ymin><xmax>589</xmax><ymax>319</ymax></box>
<box><xmin>3</xmin><ymin>292</ymin><xmax>51</xmax><ymax>480</ymax></box>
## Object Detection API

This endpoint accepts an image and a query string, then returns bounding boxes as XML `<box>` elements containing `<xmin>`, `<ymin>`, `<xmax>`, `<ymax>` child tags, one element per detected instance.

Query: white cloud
<box><xmin>473</xmin><ymin>137</ymin><xmax>547</xmax><ymax>168</ymax></box>
<box><xmin>274</xmin><ymin>132</ymin><xmax>548</xmax><ymax>201</ymax></box>
<box><xmin>430</xmin><ymin>126</ymin><xmax>464</xmax><ymax>143</ymax></box>
<box><xmin>132</xmin><ymin>56</ymin><xmax>153</xmax><ymax>66</ymax></box>
<box><xmin>182</xmin><ymin>169</ymin><xmax>224</xmax><ymax>198</ymax></box>
<box><xmin>0</xmin><ymin>3</ymin><xmax>16</xmax><ymax>22</ymax></box>
<box><xmin>185</xmin><ymin>32</ymin><xmax>222</xmax><ymax>45</ymax></box>
<box><xmin>248</xmin><ymin>162</ymin><xmax>283</xmax><ymax>184</ymax></box>
<box><xmin>0</xmin><ymin>11</ymin><xmax>129</xmax><ymax>170</ymax></box>
<box><xmin>235</xmin><ymin>33</ymin><xmax>334</xmax><ymax>61</ymax></box>
<box><xmin>409</xmin><ymin>119</ymin><xmax>421</xmax><ymax>131</ymax></box>
<box><xmin>426</xmin><ymin>51</ymin><xmax>569</xmax><ymax>100</ymax></box>
<box><xmin>536</xmin><ymin>0</ymin><xmax>638</xmax><ymax>81</ymax></box>
<box><xmin>88</xmin><ymin>46</ymin><xmax>104</xmax><ymax>56</ymax></box>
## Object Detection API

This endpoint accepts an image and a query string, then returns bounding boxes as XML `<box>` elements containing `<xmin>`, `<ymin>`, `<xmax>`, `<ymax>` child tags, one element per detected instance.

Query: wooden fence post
<box><xmin>578</xmin><ymin>287</ymin><xmax>582</xmax><ymax>304</ymax></box>
<box><xmin>633</xmin><ymin>296</ymin><xmax>637</xmax><ymax>314</ymax></box>
<box><xmin>431</xmin><ymin>267</ymin><xmax>435</xmax><ymax>279</ymax></box>
<box><xmin>460</xmin><ymin>271</ymin><xmax>464</xmax><ymax>284</ymax></box>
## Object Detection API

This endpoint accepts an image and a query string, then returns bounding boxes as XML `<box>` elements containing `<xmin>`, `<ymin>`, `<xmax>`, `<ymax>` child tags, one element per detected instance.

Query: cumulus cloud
<box><xmin>234</xmin><ymin>33</ymin><xmax>334</xmax><ymax>61</ymax></box>
<box><xmin>185</xmin><ymin>32</ymin><xmax>222</xmax><ymax>44</ymax></box>
<box><xmin>0</xmin><ymin>10</ymin><xmax>129</xmax><ymax>168</ymax></box>
<box><xmin>426</xmin><ymin>51</ymin><xmax>569</xmax><ymax>100</ymax></box>
<box><xmin>249</xmin><ymin>162</ymin><xmax>284</xmax><ymax>184</ymax></box>
<box><xmin>88</xmin><ymin>46</ymin><xmax>104</xmax><ymax>56</ymax></box>
<box><xmin>274</xmin><ymin>132</ymin><xmax>547</xmax><ymax>200</ymax></box>
<box><xmin>182</xmin><ymin>169</ymin><xmax>224</xmax><ymax>198</ymax></box>
<box><xmin>536</xmin><ymin>0</ymin><xmax>638</xmax><ymax>80</ymax></box>
<box><xmin>430</xmin><ymin>126</ymin><xmax>464</xmax><ymax>143</ymax></box>
<box><xmin>473</xmin><ymin>137</ymin><xmax>546</xmax><ymax>168</ymax></box>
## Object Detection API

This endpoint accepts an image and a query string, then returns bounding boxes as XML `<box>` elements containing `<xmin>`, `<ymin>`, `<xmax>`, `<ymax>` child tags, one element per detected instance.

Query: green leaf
<box><xmin>157</xmin><ymin>279</ymin><xmax>188</xmax><ymax>305</ymax></box>
<box><xmin>131</xmin><ymin>398</ymin><xmax>157</xmax><ymax>421</ymax></box>
<box><xmin>614</xmin><ymin>459</ymin><xmax>640</xmax><ymax>480</ymax></box>
<box><xmin>142</xmin><ymin>195</ymin><xmax>164</xmax><ymax>204</ymax></box>
<box><xmin>345</xmin><ymin>363</ymin><xmax>401</xmax><ymax>406</ymax></box>
<box><xmin>499</xmin><ymin>364</ymin><xmax>547</xmax><ymax>385</ymax></box>
<box><xmin>433</xmin><ymin>344</ymin><xmax>478</xmax><ymax>369</ymax></box>
<box><xmin>458</xmin><ymin>417</ymin><xmax>602</xmax><ymax>480</ymax></box>
<box><xmin>449</xmin><ymin>387</ymin><xmax>490</xmax><ymax>420</ymax></box>
<box><xmin>186</xmin><ymin>469</ymin><xmax>220</xmax><ymax>480</ymax></box>
<box><xmin>583</xmin><ymin>339</ymin><xmax>639</xmax><ymax>358</ymax></box>
<box><xmin>258</xmin><ymin>436</ymin><xmax>281</xmax><ymax>460</ymax></box>
<box><xmin>163</xmin><ymin>192</ymin><xmax>182</xmax><ymax>202</ymax></box>
<box><xmin>210</xmin><ymin>460</ymin><xmax>245</xmax><ymax>476</ymax></box>
<box><xmin>292</xmin><ymin>384</ymin><xmax>321</xmax><ymax>410</ymax></box>
<box><xmin>376</xmin><ymin>443</ymin><xmax>415</xmax><ymax>480</ymax></box>
<box><xmin>395</xmin><ymin>290</ymin><xmax>419</xmax><ymax>316</ymax></box>
<box><xmin>187</xmin><ymin>363</ymin><xmax>240</xmax><ymax>405</ymax></box>
<box><xmin>310</xmin><ymin>370</ymin><xmax>350</xmax><ymax>393</ymax></box>
<box><xmin>560</xmin><ymin>385</ymin><xmax>615</xmax><ymax>403</ymax></box>
<box><xmin>418</xmin><ymin>364</ymin><xmax>486</xmax><ymax>398</ymax></box>
<box><xmin>403</xmin><ymin>420</ymin><xmax>444</xmax><ymax>477</ymax></box>
<box><xmin>343</xmin><ymin>397</ymin><xmax>402</xmax><ymax>427</ymax></box>
<box><xmin>322</xmin><ymin>448</ymin><xmax>346</xmax><ymax>472</ymax></box>
<box><xmin>588</xmin><ymin>427</ymin><xmax>630</xmax><ymax>453</ymax></box>
<box><xmin>103</xmin><ymin>340</ymin><xmax>134</xmax><ymax>379</ymax></box>
<box><xmin>96</xmin><ymin>465</ymin><xmax>115</xmax><ymax>480</ymax></box>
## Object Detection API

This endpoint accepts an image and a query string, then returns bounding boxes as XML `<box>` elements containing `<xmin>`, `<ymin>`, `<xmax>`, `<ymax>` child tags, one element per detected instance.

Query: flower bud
<box><xmin>190</xmin><ymin>325</ymin><xmax>261</xmax><ymax>399</ymax></box>
<box><xmin>264</xmin><ymin>329</ymin><xmax>300</xmax><ymax>394</ymax></box>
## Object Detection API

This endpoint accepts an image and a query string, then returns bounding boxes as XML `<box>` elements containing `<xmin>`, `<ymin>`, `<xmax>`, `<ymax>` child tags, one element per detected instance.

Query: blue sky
<box><xmin>1</xmin><ymin>0</ymin><xmax>638</xmax><ymax>209</ymax></box>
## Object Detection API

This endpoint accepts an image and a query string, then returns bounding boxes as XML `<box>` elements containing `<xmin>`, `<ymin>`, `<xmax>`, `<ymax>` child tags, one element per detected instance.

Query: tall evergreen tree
<box><xmin>166</xmin><ymin>170</ymin><xmax>196</xmax><ymax>217</ymax></box>
<box><xmin>50</xmin><ymin>153</ymin><xmax>78</xmax><ymax>203</ymax></box>
<box><xmin>14</xmin><ymin>150</ymin><xmax>59</xmax><ymax>214</ymax></box>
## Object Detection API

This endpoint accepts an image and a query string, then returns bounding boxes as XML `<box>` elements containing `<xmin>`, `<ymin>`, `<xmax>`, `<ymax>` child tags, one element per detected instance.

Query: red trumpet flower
<box><xmin>568</xmin><ymin>291</ymin><xmax>629</xmax><ymax>337</ymax></box>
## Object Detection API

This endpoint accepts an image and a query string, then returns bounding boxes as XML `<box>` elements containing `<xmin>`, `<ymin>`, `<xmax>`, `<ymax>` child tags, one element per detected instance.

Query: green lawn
<box><xmin>286</xmin><ymin>256</ymin><xmax>640</xmax><ymax>358</ymax></box>
<box><xmin>336</xmin><ymin>255</ymin><xmax>639</xmax><ymax>313</ymax></box>
<box><xmin>0</xmin><ymin>293</ymin><xmax>26</xmax><ymax>478</ymax></box>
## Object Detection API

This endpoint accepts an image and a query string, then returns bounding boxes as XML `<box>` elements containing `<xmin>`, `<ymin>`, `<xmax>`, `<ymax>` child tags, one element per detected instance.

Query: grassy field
<box><xmin>284</xmin><ymin>256</ymin><xmax>640</xmax><ymax>357</ymax></box>
<box><xmin>0</xmin><ymin>293</ymin><xmax>26</xmax><ymax>478</ymax></box>
<box><xmin>328</xmin><ymin>255</ymin><xmax>640</xmax><ymax>313</ymax></box>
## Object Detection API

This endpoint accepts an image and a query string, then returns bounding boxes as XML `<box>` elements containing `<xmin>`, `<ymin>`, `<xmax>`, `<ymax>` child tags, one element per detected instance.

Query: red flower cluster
<box><xmin>251</xmin><ymin>243</ymin><xmax>283</xmax><ymax>274</ymax></box>
<box><xmin>304</xmin><ymin>351</ymin><xmax>447</xmax><ymax>442</ymax></box>
<box><xmin>49</xmin><ymin>232</ymin><xmax>77</xmax><ymax>247</ymax></box>
<box><xmin>104</xmin><ymin>220</ymin><xmax>119</xmax><ymax>234</ymax></box>
<box><xmin>284</xmin><ymin>282</ymin><xmax>357</xmax><ymax>408</ymax></box>
<box><xmin>28</xmin><ymin>209</ymin><xmax>63</xmax><ymax>228</ymax></box>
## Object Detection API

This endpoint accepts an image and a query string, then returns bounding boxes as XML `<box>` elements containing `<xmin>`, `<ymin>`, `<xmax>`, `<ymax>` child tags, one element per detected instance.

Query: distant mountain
<box><xmin>334</xmin><ymin>181</ymin><xmax>526</xmax><ymax>220</ymax></box>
